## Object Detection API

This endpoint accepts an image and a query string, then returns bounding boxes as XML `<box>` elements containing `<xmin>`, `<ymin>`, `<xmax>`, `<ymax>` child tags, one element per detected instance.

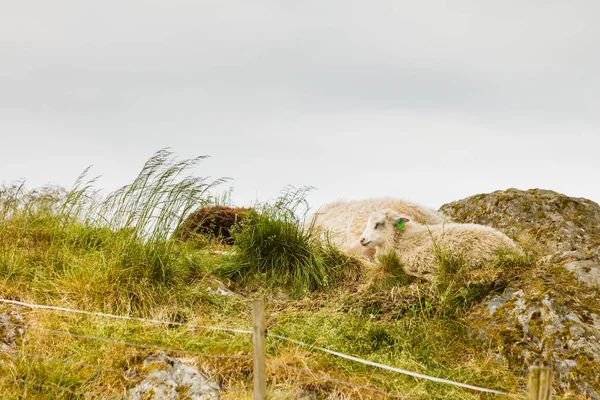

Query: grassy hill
<box><xmin>0</xmin><ymin>151</ymin><xmax>540</xmax><ymax>399</ymax></box>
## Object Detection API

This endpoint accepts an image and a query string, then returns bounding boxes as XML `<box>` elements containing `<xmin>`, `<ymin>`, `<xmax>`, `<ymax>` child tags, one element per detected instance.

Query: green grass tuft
<box><xmin>416</xmin><ymin>244</ymin><xmax>532</xmax><ymax>318</ymax></box>
<box><xmin>376</xmin><ymin>250</ymin><xmax>413</xmax><ymax>287</ymax></box>
<box><xmin>217</xmin><ymin>187</ymin><xmax>357</xmax><ymax>297</ymax></box>
<box><xmin>491</xmin><ymin>246</ymin><xmax>533</xmax><ymax>271</ymax></box>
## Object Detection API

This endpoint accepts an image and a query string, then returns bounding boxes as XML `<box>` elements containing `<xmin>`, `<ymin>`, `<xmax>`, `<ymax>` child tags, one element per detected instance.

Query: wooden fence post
<box><xmin>253</xmin><ymin>298</ymin><xmax>266</xmax><ymax>400</ymax></box>
<box><xmin>528</xmin><ymin>366</ymin><xmax>553</xmax><ymax>400</ymax></box>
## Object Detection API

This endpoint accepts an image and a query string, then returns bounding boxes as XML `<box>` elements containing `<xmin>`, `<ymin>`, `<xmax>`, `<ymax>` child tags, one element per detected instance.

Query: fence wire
<box><xmin>1</xmin><ymin>297</ymin><xmax>526</xmax><ymax>398</ymax></box>
<box><xmin>8</xmin><ymin>322</ymin><xmax>252</xmax><ymax>360</ymax></box>
<box><xmin>269</xmin><ymin>333</ymin><xmax>525</xmax><ymax>398</ymax></box>
<box><xmin>1</xmin><ymin>347</ymin><xmax>251</xmax><ymax>397</ymax></box>
<box><xmin>0</xmin><ymin>298</ymin><xmax>251</xmax><ymax>335</ymax></box>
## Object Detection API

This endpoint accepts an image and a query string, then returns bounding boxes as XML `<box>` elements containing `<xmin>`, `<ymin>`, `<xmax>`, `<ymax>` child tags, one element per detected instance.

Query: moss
<box><xmin>573</xmin><ymin>355</ymin><xmax>600</xmax><ymax>388</ymax></box>
<box><xmin>497</xmin><ymin>323</ymin><xmax>527</xmax><ymax>363</ymax></box>
<box><xmin>141</xmin><ymin>362</ymin><xmax>170</xmax><ymax>374</ymax></box>
<box><xmin>176</xmin><ymin>383</ymin><xmax>193</xmax><ymax>395</ymax></box>
<box><xmin>528</xmin><ymin>310</ymin><xmax>544</xmax><ymax>339</ymax></box>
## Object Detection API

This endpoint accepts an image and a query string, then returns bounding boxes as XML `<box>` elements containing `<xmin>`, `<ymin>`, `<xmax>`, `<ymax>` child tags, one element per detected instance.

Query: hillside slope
<box><xmin>2</xmin><ymin>172</ymin><xmax>598</xmax><ymax>399</ymax></box>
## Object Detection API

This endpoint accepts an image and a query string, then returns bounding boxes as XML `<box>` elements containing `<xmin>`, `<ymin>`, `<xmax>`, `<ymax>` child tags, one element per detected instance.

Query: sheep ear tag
<box><xmin>396</xmin><ymin>219</ymin><xmax>405</xmax><ymax>230</ymax></box>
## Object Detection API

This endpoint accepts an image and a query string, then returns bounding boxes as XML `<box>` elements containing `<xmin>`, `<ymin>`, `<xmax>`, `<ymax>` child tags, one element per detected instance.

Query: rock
<box><xmin>206</xmin><ymin>279</ymin><xmax>240</xmax><ymax>298</ymax></box>
<box><xmin>128</xmin><ymin>353</ymin><xmax>220</xmax><ymax>400</ymax></box>
<box><xmin>441</xmin><ymin>188</ymin><xmax>600</xmax><ymax>399</ymax></box>
<box><xmin>471</xmin><ymin>286</ymin><xmax>600</xmax><ymax>399</ymax></box>
<box><xmin>204</xmin><ymin>277</ymin><xmax>245</xmax><ymax>300</ymax></box>
<box><xmin>440</xmin><ymin>188</ymin><xmax>600</xmax><ymax>260</ymax></box>
<box><xmin>556</xmin><ymin>250</ymin><xmax>592</xmax><ymax>262</ymax></box>
<box><xmin>564</xmin><ymin>260</ymin><xmax>600</xmax><ymax>288</ymax></box>
<box><xmin>0</xmin><ymin>310</ymin><xmax>24</xmax><ymax>351</ymax></box>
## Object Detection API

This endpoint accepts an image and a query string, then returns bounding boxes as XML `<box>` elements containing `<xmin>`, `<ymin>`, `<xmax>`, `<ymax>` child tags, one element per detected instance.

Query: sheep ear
<box><xmin>396</xmin><ymin>218</ymin><xmax>409</xmax><ymax>230</ymax></box>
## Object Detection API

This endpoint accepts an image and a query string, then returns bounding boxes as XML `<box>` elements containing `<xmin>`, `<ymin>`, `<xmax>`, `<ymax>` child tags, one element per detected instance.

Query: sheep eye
<box><xmin>374</xmin><ymin>222</ymin><xmax>383</xmax><ymax>229</ymax></box>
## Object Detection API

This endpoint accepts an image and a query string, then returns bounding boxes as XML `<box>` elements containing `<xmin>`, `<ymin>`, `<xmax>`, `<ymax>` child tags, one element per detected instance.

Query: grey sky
<box><xmin>1</xmin><ymin>0</ymin><xmax>599</xmax><ymax>210</ymax></box>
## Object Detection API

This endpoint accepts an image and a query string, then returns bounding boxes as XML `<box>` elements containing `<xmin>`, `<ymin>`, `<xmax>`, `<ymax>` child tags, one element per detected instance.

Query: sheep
<box><xmin>309</xmin><ymin>198</ymin><xmax>449</xmax><ymax>258</ymax></box>
<box><xmin>358</xmin><ymin>208</ymin><xmax>521</xmax><ymax>280</ymax></box>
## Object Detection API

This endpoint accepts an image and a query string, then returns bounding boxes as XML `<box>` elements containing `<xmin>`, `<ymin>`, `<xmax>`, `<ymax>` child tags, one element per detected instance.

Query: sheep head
<box><xmin>359</xmin><ymin>209</ymin><xmax>410</xmax><ymax>249</ymax></box>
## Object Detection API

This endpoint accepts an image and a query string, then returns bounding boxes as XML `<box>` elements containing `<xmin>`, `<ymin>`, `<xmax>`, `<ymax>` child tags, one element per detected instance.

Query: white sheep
<box><xmin>359</xmin><ymin>208</ymin><xmax>521</xmax><ymax>280</ymax></box>
<box><xmin>309</xmin><ymin>198</ymin><xmax>449</xmax><ymax>257</ymax></box>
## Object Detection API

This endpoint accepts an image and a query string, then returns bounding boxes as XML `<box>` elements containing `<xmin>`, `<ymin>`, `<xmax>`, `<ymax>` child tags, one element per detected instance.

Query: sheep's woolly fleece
<box><xmin>310</xmin><ymin>198</ymin><xmax>448</xmax><ymax>257</ymax></box>
<box><xmin>360</xmin><ymin>209</ymin><xmax>522</xmax><ymax>281</ymax></box>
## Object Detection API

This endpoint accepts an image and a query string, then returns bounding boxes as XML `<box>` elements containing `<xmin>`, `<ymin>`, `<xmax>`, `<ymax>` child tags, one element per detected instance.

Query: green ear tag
<box><xmin>397</xmin><ymin>220</ymin><xmax>405</xmax><ymax>230</ymax></box>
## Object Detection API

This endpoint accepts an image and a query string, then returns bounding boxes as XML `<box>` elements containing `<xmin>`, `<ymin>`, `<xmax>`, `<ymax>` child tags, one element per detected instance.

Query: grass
<box><xmin>419</xmin><ymin>243</ymin><xmax>532</xmax><ymax>318</ymax></box>
<box><xmin>376</xmin><ymin>250</ymin><xmax>414</xmax><ymax>288</ymax></box>
<box><xmin>358</xmin><ymin>243</ymin><xmax>531</xmax><ymax>320</ymax></box>
<box><xmin>217</xmin><ymin>186</ymin><xmax>360</xmax><ymax>297</ymax></box>
<box><xmin>0</xmin><ymin>149</ymin><xmax>530</xmax><ymax>399</ymax></box>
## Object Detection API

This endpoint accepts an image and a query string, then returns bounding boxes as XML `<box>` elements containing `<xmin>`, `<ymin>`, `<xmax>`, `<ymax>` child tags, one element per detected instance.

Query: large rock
<box><xmin>128</xmin><ymin>353</ymin><xmax>221</xmax><ymax>400</ymax></box>
<box><xmin>440</xmin><ymin>188</ymin><xmax>600</xmax><ymax>260</ymax></box>
<box><xmin>470</xmin><ymin>283</ymin><xmax>600</xmax><ymax>398</ymax></box>
<box><xmin>441</xmin><ymin>188</ymin><xmax>600</xmax><ymax>398</ymax></box>
<box><xmin>0</xmin><ymin>310</ymin><xmax>24</xmax><ymax>352</ymax></box>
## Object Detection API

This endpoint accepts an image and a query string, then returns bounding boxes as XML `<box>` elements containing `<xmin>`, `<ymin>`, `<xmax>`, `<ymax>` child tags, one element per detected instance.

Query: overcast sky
<box><xmin>1</xmin><ymin>0</ymin><xmax>599</xmax><ymax>211</ymax></box>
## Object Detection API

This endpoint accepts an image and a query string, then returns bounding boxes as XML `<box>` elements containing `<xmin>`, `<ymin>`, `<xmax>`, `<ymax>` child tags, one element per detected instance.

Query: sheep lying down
<box><xmin>310</xmin><ymin>198</ymin><xmax>448</xmax><ymax>258</ymax></box>
<box><xmin>359</xmin><ymin>208</ymin><xmax>522</xmax><ymax>280</ymax></box>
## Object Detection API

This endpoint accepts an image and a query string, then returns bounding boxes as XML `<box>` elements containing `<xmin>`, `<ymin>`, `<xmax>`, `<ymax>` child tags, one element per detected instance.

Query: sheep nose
<box><xmin>359</xmin><ymin>237</ymin><xmax>365</xmax><ymax>244</ymax></box>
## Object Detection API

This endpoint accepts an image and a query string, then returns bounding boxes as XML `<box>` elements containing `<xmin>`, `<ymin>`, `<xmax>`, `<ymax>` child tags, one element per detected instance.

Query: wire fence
<box><xmin>9</xmin><ymin>322</ymin><xmax>252</xmax><ymax>360</ymax></box>
<box><xmin>268</xmin><ymin>334</ymin><xmax>523</xmax><ymax>397</ymax></box>
<box><xmin>0</xmin><ymin>297</ymin><xmax>531</xmax><ymax>399</ymax></box>
<box><xmin>267</xmin><ymin>360</ymin><xmax>417</xmax><ymax>399</ymax></box>
<box><xmin>0</xmin><ymin>298</ymin><xmax>252</xmax><ymax>335</ymax></box>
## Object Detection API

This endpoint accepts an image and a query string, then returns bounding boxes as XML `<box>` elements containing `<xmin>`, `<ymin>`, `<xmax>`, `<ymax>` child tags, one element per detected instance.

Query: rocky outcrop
<box><xmin>441</xmin><ymin>188</ymin><xmax>600</xmax><ymax>398</ymax></box>
<box><xmin>440</xmin><ymin>188</ymin><xmax>600</xmax><ymax>261</ymax></box>
<box><xmin>470</xmin><ymin>283</ymin><xmax>600</xmax><ymax>398</ymax></box>
<box><xmin>128</xmin><ymin>353</ymin><xmax>221</xmax><ymax>400</ymax></box>
<box><xmin>0</xmin><ymin>309</ymin><xmax>23</xmax><ymax>352</ymax></box>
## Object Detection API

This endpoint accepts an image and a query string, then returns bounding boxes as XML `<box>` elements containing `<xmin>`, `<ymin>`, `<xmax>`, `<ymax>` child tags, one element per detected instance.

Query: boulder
<box><xmin>128</xmin><ymin>353</ymin><xmax>220</xmax><ymax>400</ymax></box>
<box><xmin>441</xmin><ymin>188</ymin><xmax>600</xmax><ymax>398</ymax></box>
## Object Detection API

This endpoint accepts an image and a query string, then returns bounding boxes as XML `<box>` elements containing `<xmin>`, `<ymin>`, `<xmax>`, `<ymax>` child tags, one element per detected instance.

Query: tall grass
<box><xmin>94</xmin><ymin>149</ymin><xmax>228</xmax><ymax>240</ymax></box>
<box><xmin>2</xmin><ymin>149</ymin><xmax>228</xmax><ymax>240</ymax></box>
<box><xmin>218</xmin><ymin>186</ymin><xmax>358</xmax><ymax>297</ymax></box>
<box><xmin>0</xmin><ymin>149</ymin><xmax>232</xmax><ymax>315</ymax></box>
<box><xmin>365</xmin><ymin>234</ymin><xmax>533</xmax><ymax>319</ymax></box>
<box><xmin>0</xmin><ymin>182</ymin><xmax>67</xmax><ymax>222</ymax></box>
<box><xmin>420</xmin><ymin>243</ymin><xmax>532</xmax><ymax>318</ymax></box>
<box><xmin>376</xmin><ymin>250</ymin><xmax>413</xmax><ymax>287</ymax></box>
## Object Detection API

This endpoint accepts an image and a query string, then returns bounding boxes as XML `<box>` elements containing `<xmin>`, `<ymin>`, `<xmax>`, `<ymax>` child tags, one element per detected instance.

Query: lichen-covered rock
<box><xmin>128</xmin><ymin>353</ymin><xmax>220</xmax><ymax>400</ymax></box>
<box><xmin>470</xmin><ymin>283</ymin><xmax>600</xmax><ymax>398</ymax></box>
<box><xmin>440</xmin><ymin>188</ymin><xmax>600</xmax><ymax>261</ymax></box>
<box><xmin>0</xmin><ymin>310</ymin><xmax>24</xmax><ymax>351</ymax></box>
<box><xmin>564</xmin><ymin>260</ymin><xmax>600</xmax><ymax>288</ymax></box>
<box><xmin>441</xmin><ymin>188</ymin><xmax>600</xmax><ymax>399</ymax></box>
